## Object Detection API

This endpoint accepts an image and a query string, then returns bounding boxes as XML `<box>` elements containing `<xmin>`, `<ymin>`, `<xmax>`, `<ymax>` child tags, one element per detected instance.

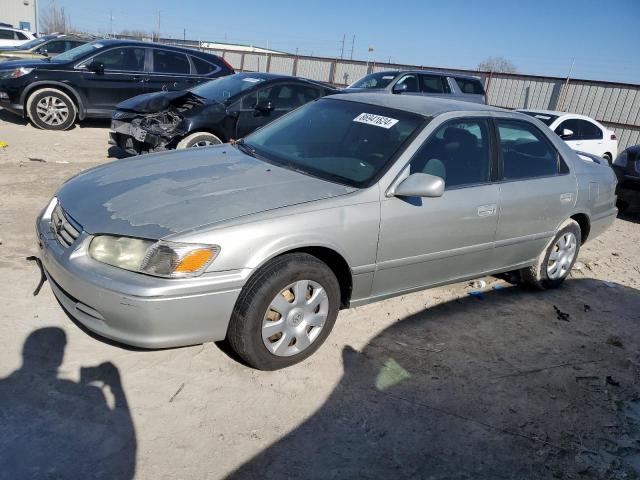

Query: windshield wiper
<box><xmin>232</xmin><ymin>138</ymin><xmax>257</xmax><ymax>158</ymax></box>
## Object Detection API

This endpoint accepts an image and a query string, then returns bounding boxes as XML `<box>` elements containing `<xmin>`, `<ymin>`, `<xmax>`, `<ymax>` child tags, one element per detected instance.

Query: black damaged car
<box><xmin>109</xmin><ymin>72</ymin><xmax>337</xmax><ymax>154</ymax></box>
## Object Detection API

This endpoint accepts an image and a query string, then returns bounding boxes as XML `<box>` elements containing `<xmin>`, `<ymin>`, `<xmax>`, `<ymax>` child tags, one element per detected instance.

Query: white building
<box><xmin>0</xmin><ymin>0</ymin><xmax>37</xmax><ymax>32</ymax></box>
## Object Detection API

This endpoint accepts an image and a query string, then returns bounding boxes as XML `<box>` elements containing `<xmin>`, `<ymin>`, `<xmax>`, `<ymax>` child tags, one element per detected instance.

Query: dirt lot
<box><xmin>1</xmin><ymin>112</ymin><xmax>639</xmax><ymax>480</ymax></box>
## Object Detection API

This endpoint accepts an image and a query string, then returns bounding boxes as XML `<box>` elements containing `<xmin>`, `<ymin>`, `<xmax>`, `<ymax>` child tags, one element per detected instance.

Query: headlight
<box><xmin>89</xmin><ymin>236</ymin><xmax>219</xmax><ymax>278</ymax></box>
<box><xmin>0</xmin><ymin>67</ymin><xmax>34</xmax><ymax>79</ymax></box>
<box><xmin>613</xmin><ymin>151</ymin><xmax>627</xmax><ymax>168</ymax></box>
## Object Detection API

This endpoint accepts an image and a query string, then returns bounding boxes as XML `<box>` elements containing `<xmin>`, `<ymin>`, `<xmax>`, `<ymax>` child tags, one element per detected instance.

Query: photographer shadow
<box><xmin>0</xmin><ymin>327</ymin><xmax>136</xmax><ymax>479</ymax></box>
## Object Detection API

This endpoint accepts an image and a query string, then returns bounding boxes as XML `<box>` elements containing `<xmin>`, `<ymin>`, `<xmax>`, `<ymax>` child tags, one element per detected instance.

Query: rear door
<box><xmin>494</xmin><ymin>118</ymin><xmax>576</xmax><ymax>266</ymax></box>
<box><xmin>418</xmin><ymin>74</ymin><xmax>451</xmax><ymax>99</ymax></box>
<box><xmin>76</xmin><ymin>46</ymin><xmax>148</xmax><ymax>111</ymax></box>
<box><xmin>146</xmin><ymin>48</ymin><xmax>195</xmax><ymax>93</ymax></box>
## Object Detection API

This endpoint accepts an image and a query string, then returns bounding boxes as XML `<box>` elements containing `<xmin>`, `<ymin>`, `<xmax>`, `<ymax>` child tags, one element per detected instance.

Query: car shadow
<box><xmin>108</xmin><ymin>145</ymin><xmax>133</xmax><ymax>160</ymax></box>
<box><xmin>229</xmin><ymin>278</ymin><xmax>640</xmax><ymax>479</ymax></box>
<box><xmin>0</xmin><ymin>327</ymin><xmax>137</xmax><ymax>479</ymax></box>
<box><xmin>0</xmin><ymin>107</ymin><xmax>28</xmax><ymax>126</ymax></box>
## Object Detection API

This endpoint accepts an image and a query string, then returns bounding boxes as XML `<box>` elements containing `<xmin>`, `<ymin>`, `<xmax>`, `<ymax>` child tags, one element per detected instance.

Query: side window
<box><xmin>579</xmin><ymin>120</ymin><xmax>603</xmax><ymax>140</ymax></box>
<box><xmin>498</xmin><ymin>120</ymin><xmax>565</xmax><ymax>180</ymax></box>
<box><xmin>554</xmin><ymin>119</ymin><xmax>581</xmax><ymax>140</ymax></box>
<box><xmin>44</xmin><ymin>40</ymin><xmax>68</xmax><ymax>54</ymax></box>
<box><xmin>153</xmin><ymin>49</ymin><xmax>190</xmax><ymax>74</ymax></box>
<box><xmin>410</xmin><ymin>119</ymin><xmax>492</xmax><ymax>189</ymax></box>
<box><xmin>16</xmin><ymin>31</ymin><xmax>29</xmax><ymax>40</ymax></box>
<box><xmin>0</xmin><ymin>29</ymin><xmax>13</xmax><ymax>40</ymax></box>
<box><xmin>454</xmin><ymin>77</ymin><xmax>485</xmax><ymax>95</ymax></box>
<box><xmin>241</xmin><ymin>86</ymin><xmax>272</xmax><ymax>109</ymax></box>
<box><xmin>420</xmin><ymin>75</ymin><xmax>449</xmax><ymax>94</ymax></box>
<box><xmin>191</xmin><ymin>56</ymin><xmax>216</xmax><ymax>75</ymax></box>
<box><xmin>395</xmin><ymin>74</ymin><xmax>419</xmax><ymax>93</ymax></box>
<box><xmin>90</xmin><ymin>47</ymin><xmax>146</xmax><ymax>72</ymax></box>
<box><xmin>272</xmin><ymin>84</ymin><xmax>320</xmax><ymax>109</ymax></box>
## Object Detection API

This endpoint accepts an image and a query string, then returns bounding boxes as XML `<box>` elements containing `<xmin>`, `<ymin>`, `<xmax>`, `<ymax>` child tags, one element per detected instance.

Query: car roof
<box><xmin>0</xmin><ymin>26</ymin><xmax>32</xmax><ymax>32</ymax></box>
<box><xmin>87</xmin><ymin>38</ymin><xmax>220</xmax><ymax>56</ymax></box>
<box><xmin>374</xmin><ymin>70</ymin><xmax>482</xmax><ymax>81</ymax></box>
<box><xmin>328</xmin><ymin>92</ymin><xmax>502</xmax><ymax>117</ymax></box>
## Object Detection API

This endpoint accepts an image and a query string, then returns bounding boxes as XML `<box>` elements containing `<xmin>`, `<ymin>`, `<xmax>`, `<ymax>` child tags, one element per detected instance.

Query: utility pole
<box><xmin>156</xmin><ymin>10</ymin><xmax>161</xmax><ymax>41</ymax></box>
<box><xmin>350</xmin><ymin>35</ymin><xmax>355</xmax><ymax>60</ymax></box>
<box><xmin>34</xmin><ymin>0</ymin><xmax>39</xmax><ymax>35</ymax></box>
<box><xmin>558</xmin><ymin>57</ymin><xmax>575</xmax><ymax>111</ymax></box>
<box><xmin>340</xmin><ymin>33</ymin><xmax>345</xmax><ymax>59</ymax></box>
<box><xmin>183</xmin><ymin>28</ymin><xmax>186</xmax><ymax>43</ymax></box>
<box><xmin>109</xmin><ymin>9</ymin><xmax>114</xmax><ymax>38</ymax></box>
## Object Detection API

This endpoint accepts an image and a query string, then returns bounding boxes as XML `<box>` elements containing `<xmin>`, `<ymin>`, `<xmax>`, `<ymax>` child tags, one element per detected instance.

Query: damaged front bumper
<box><xmin>109</xmin><ymin>113</ymin><xmax>186</xmax><ymax>155</ymax></box>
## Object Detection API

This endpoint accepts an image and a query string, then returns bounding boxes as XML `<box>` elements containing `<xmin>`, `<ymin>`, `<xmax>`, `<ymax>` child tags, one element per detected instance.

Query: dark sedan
<box><xmin>612</xmin><ymin>145</ymin><xmax>640</xmax><ymax>212</ymax></box>
<box><xmin>0</xmin><ymin>39</ymin><xmax>234</xmax><ymax>130</ymax></box>
<box><xmin>109</xmin><ymin>72</ymin><xmax>337</xmax><ymax>154</ymax></box>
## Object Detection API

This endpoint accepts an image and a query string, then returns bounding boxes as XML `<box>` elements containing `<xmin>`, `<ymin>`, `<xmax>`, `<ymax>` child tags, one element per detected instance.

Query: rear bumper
<box><xmin>36</xmin><ymin>201</ymin><xmax>246</xmax><ymax>349</ymax></box>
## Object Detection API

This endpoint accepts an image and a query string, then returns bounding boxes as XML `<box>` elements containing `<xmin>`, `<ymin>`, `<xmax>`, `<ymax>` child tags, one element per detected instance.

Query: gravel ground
<box><xmin>1</xmin><ymin>112</ymin><xmax>639</xmax><ymax>479</ymax></box>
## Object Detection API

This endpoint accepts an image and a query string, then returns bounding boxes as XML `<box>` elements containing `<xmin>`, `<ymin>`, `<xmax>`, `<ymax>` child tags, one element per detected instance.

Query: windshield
<box><xmin>244</xmin><ymin>98</ymin><xmax>425</xmax><ymax>188</ymax></box>
<box><xmin>519</xmin><ymin>111</ymin><xmax>559</xmax><ymax>126</ymax></box>
<box><xmin>349</xmin><ymin>72</ymin><xmax>398</xmax><ymax>89</ymax></box>
<box><xmin>7</xmin><ymin>36</ymin><xmax>51</xmax><ymax>51</ymax></box>
<box><xmin>191</xmin><ymin>73</ymin><xmax>267</xmax><ymax>102</ymax></box>
<box><xmin>50</xmin><ymin>41</ymin><xmax>103</xmax><ymax>63</ymax></box>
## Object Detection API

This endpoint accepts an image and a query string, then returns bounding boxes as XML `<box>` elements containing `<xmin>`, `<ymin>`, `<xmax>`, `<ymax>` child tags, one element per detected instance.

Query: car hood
<box><xmin>0</xmin><ymin>57</ymin><xmax>48</xmax><ymax>67</ymax></box>
<box><xmin>116</xmin><ymin>90</ymin><xmax>208</xmax><ymax>114</ymax></box>
<box><xmin>55</xmin><ymin>145</ymin><xmax>356</xmax><ymax>239</ymax></box>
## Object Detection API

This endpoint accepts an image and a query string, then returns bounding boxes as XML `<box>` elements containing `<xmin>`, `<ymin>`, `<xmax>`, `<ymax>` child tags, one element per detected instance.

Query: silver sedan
<box><xmin>35</xmin><ymin>93</ymin><xmax>617</xmax><ymax>369</ymax></box>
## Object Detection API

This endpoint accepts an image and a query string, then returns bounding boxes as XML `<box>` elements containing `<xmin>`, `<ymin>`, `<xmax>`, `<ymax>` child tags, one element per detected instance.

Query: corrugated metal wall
<box><xmin>214</xmin><ymin>49</ymin><xmax>640</xmax><ymax>151</ymax></box>
<box><xmin>0</xmin><ymin>0</ymin><xmax>36</xmax><ymax>30</ymax></box>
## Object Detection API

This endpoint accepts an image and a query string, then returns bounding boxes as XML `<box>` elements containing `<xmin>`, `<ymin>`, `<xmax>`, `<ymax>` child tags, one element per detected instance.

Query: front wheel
<box><xmin>227</xmin><ymin>253</ymin><xmax>341</xmax><ymax>370</ymax></box>
<box><xmin>176</xmin><ymin>132</ymin><xmax>222</xmax><ymax>149</ymax></box>
<box><xmin>27</xmin><ymin>88</ymin><xmax>77</xmax><ymax>130</ymax></box>
<box><xmin>521</xmin><ymin>219</ymin><xmax>581</xmax><ymax>290</ymax></box>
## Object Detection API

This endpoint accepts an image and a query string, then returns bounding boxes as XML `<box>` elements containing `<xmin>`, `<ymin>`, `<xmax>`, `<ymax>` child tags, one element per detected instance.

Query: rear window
<box><xmin>454</xmin><ymin>77</ymin><xmax>485</xmax><ymax>95</ymax></box>
<box><xmin>349</xmin><ymin>72</ymin><xmax>397</xmax><ymax>89</ymax></box>
<box><xmin>519</xmin><ymin>111</ymin><xmax>559</xmax><ymax>126</ymax></box>
<box><xmin>153</xmin><ymin>49</ymin><xmax>190</xmax><ymax>74</ymax></box>
<box><xmin>192</xmin><ymin>56</ymin><xmax>216</xmax><ymax>75</ymax></box>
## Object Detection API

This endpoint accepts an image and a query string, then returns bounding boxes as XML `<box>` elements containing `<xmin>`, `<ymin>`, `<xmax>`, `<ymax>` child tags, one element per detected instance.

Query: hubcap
<box><xmin>190</xmin><ymin>139</ymin><xmax>220</xmax><ymax>148</ymax></box>
<box><xmin>36</xmin><ymin>96</ymin><xmax>69</xmax><ymax>126</ymax></box>
<box><xmin>547</xmin><ymin>232</ymin><xmax>577</xmax><ymax>280</ymax></box>
<box><xmin>262</xmin><ymin>280</ymin><xmax>329</xmax><ymax>357</ymax></box>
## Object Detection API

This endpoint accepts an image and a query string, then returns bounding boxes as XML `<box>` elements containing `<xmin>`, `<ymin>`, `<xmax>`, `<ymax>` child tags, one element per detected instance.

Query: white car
<box><xmin>0</xmin><ymin>26</ymin><xmax>36</xmax><ymax>48</ymax></box>
<box><xmin>518</xmin><ymin>109</ymin><xmax>618</xmax><ymax>164</ymax></box>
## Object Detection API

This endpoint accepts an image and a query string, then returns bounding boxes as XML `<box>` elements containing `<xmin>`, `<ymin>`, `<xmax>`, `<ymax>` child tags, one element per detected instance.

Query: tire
<box><xmin>176</xmin><ymin>132</ymin><xmax>222</xmax><ymax>149</ymax></box>
<box><xmin>227</xmin><ymin>253</ymin><xmax>341</xmax><ymax>370</ymax></box>
<box><xmin>521</xmin><ymin>219</ymin><xmax>581</xmax><ymax>290</ymax></box>
<box><xmin>27</xmin><ymin>88</ymin><xmax>77</xmax><ymax>130</ymax></box>
<box><xmin>603</xmin><ymin>153</ymin><xmax>612</xmax><ymax>165</ymax></box>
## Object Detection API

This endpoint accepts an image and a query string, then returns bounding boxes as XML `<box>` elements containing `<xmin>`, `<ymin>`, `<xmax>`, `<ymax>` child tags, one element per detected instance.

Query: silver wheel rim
<box><xmin>190</xmin><ymin>139</ymin><xmax>220</xmax><ymax>148</ymax></box>
<box><xmin>262</xmin><ymin>280</ymin><xmax>329</xmax><ymax>357</ymax></box>
<box><xmin>35</xmin><ymin>96</ymin><xmax>69</xmax><ymax>126</ymax></box>
<box><xmin>547</xmin><ymin>232</ymin><xmax>577</xmax><ymax>280</ymax></box>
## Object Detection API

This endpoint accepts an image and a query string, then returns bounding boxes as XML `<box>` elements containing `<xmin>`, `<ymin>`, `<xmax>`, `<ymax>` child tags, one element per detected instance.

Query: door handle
<box><xmin>477</xmin><ymin>204</ymin><xmax>497</xmax><ymax>217</ymax></box>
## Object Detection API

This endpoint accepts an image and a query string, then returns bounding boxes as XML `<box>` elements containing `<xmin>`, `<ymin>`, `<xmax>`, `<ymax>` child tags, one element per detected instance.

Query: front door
<box><xmin>495</xmin><ymin>119</ymin><xmax>577</xmax><ymax>266</ymax></box>
<box><xmin>555</xmin><ymin>118</ymin><xmax>604</xmax><ymax>156</ymax></box>
<box><xmin>76</xmin><ymin>46</ymin><xmax>147</xmax><ymax>112</ymax></box>
<box><xmin>373</xmin><ymin>118</ymin><xmax>499</xmax><ymax>296</ymax></box>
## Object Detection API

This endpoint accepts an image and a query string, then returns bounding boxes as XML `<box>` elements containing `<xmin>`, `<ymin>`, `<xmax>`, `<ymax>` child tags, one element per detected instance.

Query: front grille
<box><xmin>50</xmin><ymin>203</ymin><xmax>82</xmax><ymax>248</ymax></box>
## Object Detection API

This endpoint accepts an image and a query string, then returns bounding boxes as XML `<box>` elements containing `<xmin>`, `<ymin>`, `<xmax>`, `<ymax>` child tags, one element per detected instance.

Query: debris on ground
<box><xmin>169</xmin><ymin>383</ymin><xmax>185</xmax><ymax>403</ymax></box>
<box><xmin>468</xmin><ymin>291</ymin><xmax>485</xmax><ymax>300</ymax></box>
<box><xmin>606</xmin><ymin>336</ymin><xmax>624</xmax><ymax>348</ymax></box>
<box><xmin>553</xmin><ymin>305</ymin><xmax>570</xmax><ymax>321</ymax></box>
<box><xmin>28</xmin><ymin>157</ymin><xmax>46</xmax><ymax>163</ymax></box>
<box><xmin>0</xmin><ymin>141</ymin><xmax>7</xmax><ymax>148</ymax></box>
<box><xmin>606</xmin><ymin>375</ymin><xmax>620</xmax><ymax>386</ymax></box>
<box><xmin>469</xmin><ymin>280</ymin><xmax>486</xmax><ymax>289</ymax></box>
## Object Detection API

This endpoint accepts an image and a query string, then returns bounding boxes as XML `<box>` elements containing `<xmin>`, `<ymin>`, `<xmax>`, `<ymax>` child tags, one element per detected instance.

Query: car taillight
<box><xmin>219</xmin><ymin>56</ymin><xmax>235</xmax><ymax>72</ymax></box>
<box><xmin>610</xmin><ymin>133</ymin><xmax>617</xmax><ymax>140</ymax></box>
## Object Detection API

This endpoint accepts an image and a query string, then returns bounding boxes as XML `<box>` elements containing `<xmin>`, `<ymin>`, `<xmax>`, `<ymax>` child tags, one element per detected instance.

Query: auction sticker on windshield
<box><xmin>243</xmin><ymin>78</ymin><xmax>263</xmax><ymax>83</ymax></box>
<box><xmin>354</xmin><ymin>113</ymin><xmax>399</xmax><ymax>129</ymax></box>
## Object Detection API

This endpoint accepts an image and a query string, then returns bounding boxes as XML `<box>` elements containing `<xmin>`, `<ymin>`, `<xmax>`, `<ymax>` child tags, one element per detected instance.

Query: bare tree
<box><xmin>39</xmin><ymin>0</ymin><xmax>73</xmax><ymax>34</ymax></box>
<box><xmin>477</xmin><ymin>56</ymin><xmax>518</xmax><ymax>73</ymax></box>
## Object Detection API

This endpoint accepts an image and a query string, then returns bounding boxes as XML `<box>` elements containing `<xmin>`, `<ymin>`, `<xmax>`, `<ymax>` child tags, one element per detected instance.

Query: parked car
<box><xmin>612</xmin><ymin>145</ymin><xmax>640</xmax><ymax>212</ymax></box>
<box><xmin>344</xmin><ymin>70</ymin><xmax>486</xmax><ymax>104</ymax></box>
<box><xmin>0</xmin><ymin>33</ymin><xmax>92</xmax><ymax>61</ymax></box>
<box><xmin>109</xmin><ymin>72</ymin><xmax>338</xmax><ymax>154</ymax></box>
<box><xmin>35</xmin><ymin>94</ymin><xmax>616</xmax><ymax>369</ymax></box>
<box><xmin>518</xmin><ymin>110</ymin><xmax>618</xmax><ymax>163</ymax></box>
<box><xmin>0</xmin><ymin>39</ymin><xmax>234</xmax><ymax>130</ymax></box>
<box><xmin>0</xmin><ymin>26</ymin><xmax>36</xmax><ymax>48</ymax></box>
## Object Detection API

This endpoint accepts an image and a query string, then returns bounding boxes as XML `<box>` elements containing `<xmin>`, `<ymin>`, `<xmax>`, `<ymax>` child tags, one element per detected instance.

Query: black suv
<box><xmin>0</xmin><ymin>39</ymin><xmax>234</xmax><ymax>130</ymax></box>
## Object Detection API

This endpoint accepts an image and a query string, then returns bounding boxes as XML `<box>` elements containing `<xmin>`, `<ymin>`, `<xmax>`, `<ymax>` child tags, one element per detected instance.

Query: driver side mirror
<box><xmin>36</xmin><ymin>47</ymin><xmax>48</xmax><ymax>56</ymax></box>
<box><xmin>393</xmin><ymin>173</ymin><xmax>444</xmax><ymax>198</ymax></box>
<box><xmin>254</xmin><ymin>100</ymin><xmax>274</xmax><ymax>115</ymax></box>
<box><xmin>88</xmin><ymin>61</ymin><xmax>105</xmax><ymax>74</ymax></box>
<box><xmin>392</xmin><ymin>83</ymin><xmax>408</xmax><ymax>94</ymax></box>
<box><xmin>560</xmin><ymin>128</ymin><xmax>574</xmax><ymax>139</ymax></box>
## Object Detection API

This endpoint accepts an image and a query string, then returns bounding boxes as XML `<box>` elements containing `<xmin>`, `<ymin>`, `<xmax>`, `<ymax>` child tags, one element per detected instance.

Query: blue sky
<box><xmin>56</xmin><ymin>0</ymin><xmax>640</xmax><ymax>83</ymax></box>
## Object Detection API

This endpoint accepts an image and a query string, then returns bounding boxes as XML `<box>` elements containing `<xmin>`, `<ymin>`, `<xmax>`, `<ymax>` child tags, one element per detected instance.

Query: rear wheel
<box><xmin>227</xmin><ymin>253</ymin><xmax>340</xmax><ymax>370</ymax></box>
<box><xmin>176</xmin><ymin>132</ymin><xmax>222</xmax><ymax>149</ymax></box>
<box><xmin>521</xmin><ymin>220</ymin><xmax>581</xmax><ymax>290</ymax></box>
<box><xmin>27</xmin><ymin>88</ymin><xmax>77</xmax><ymax>130</ymax></box>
